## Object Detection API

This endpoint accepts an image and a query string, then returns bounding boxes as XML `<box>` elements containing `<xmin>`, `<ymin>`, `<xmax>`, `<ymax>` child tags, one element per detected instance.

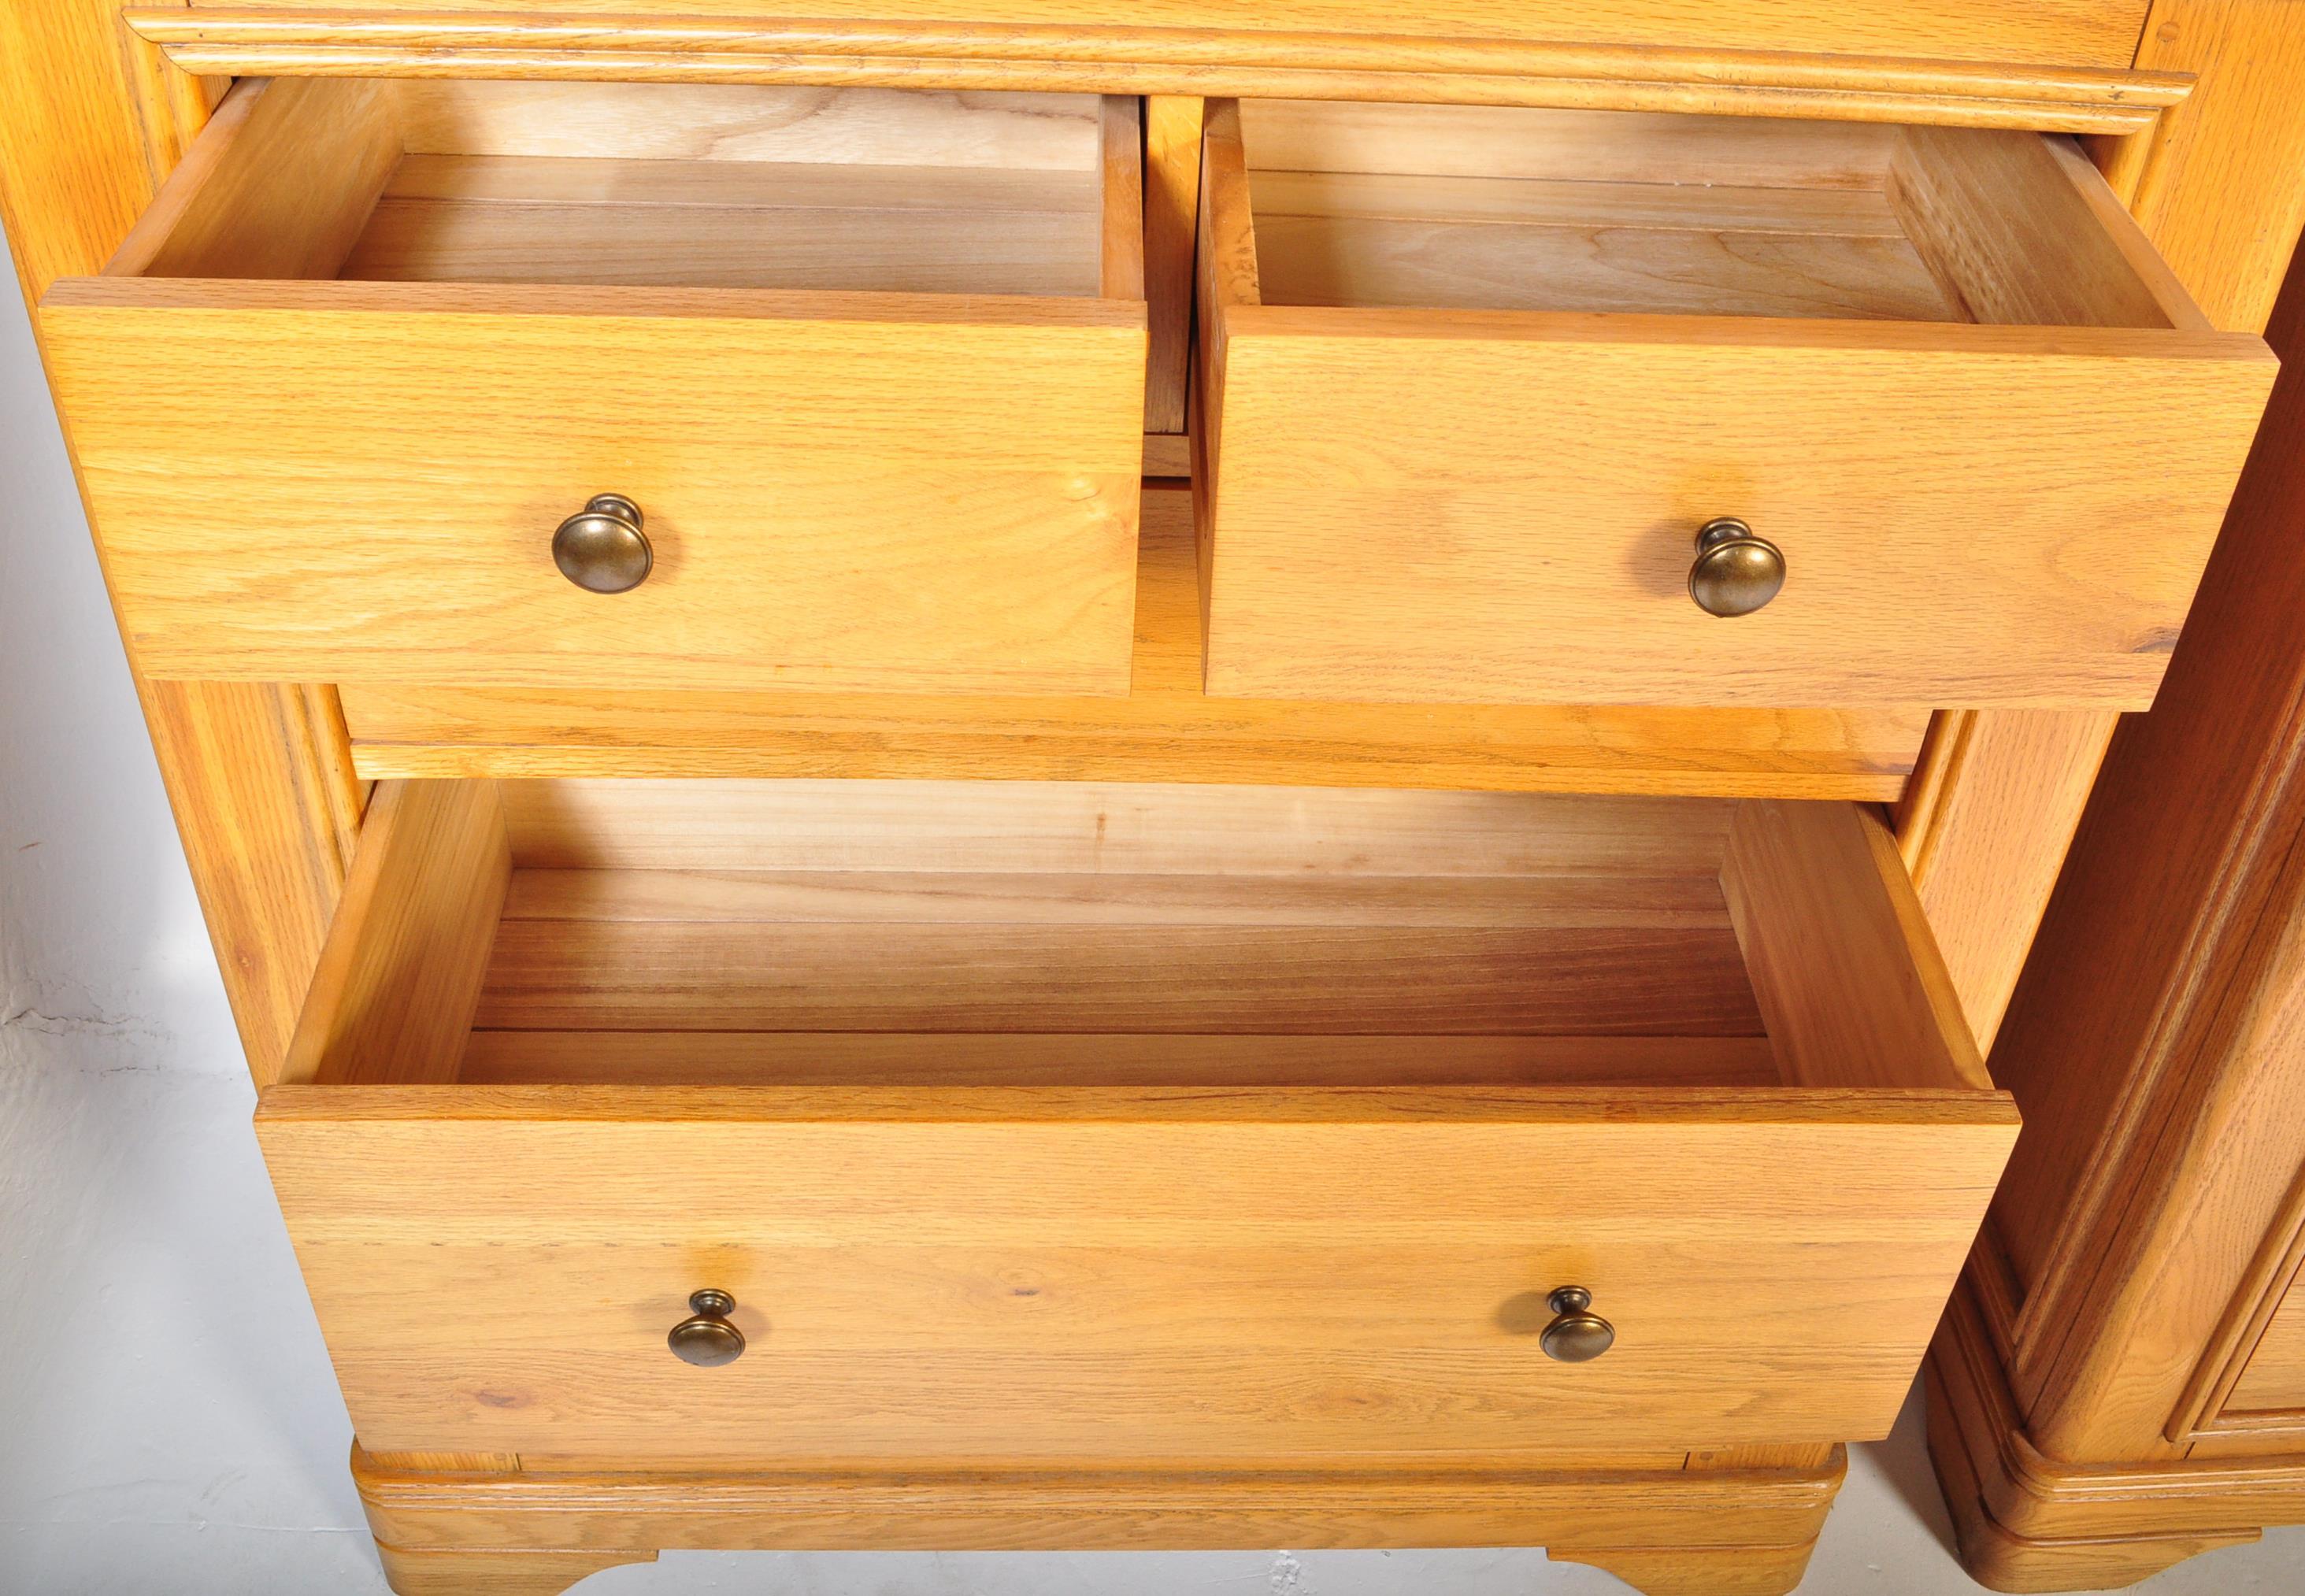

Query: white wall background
<box><xmin>5</xmin><ymin>228</ymin><xmax>2302</xmax><ymax>1595</ymax></box>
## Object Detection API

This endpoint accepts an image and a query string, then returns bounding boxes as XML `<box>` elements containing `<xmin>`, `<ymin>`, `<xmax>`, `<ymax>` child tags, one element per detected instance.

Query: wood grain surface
<box><xmin>259</xmin><ymin>1083</ymin><xmax>2013</xmax><ymax>1461</ymax></box>
<box><xmin>350</xmin><ymin>1440</ymin><xmax>1843</xmax><ymax>1562</ymax></box>
<box><xmin>1892</xmin><ymin>708</ymin><xmax>2118</xmax><ymax>1050</ymax></box>
<box><xmin>2110</xmin><ymin>0</ymin><xmax>2305</xmax><ymax>333</ymax></box>
<box><xmin>256</xmin><ymin>775</ymin><xmax>2011</xmax><ymax>1465</ymax></box>
<box><xmin>2225</xmin><ymin>1278</ymin><xmax>2305</xmax><ymax>1415</ymax></box>
<box><xmin>143</xmin><ymin>1</ymin><xmax>2156</xmax><ymax>66</ymax></box>
<box><xmin>1896</xmin><ymin>0</ymin><xmax>2305</xmax><ymax>1081</ymax></box>
<box><xmin>1142</xmin><ymin>94</ymin><xmax>1203</xmax><ymax>432</ymax></box>
<box><xmin>471</xmin><ymin>913</ymin><xmax>1766</xmax><ymax>1036</ymax></box>
<box><xmin>45</xmin><ymin>278</ymin><xmax>1147</xmax><ymax>693</ymax></box>
<box><xmin>339</xmin><ymin>487</ymin><xmax>1929</xmax><ymax>795</ymax></box>
<box><xmin>1197</xmin><ymin>100</ymin><xmax>2273</xmax><ymax>709</ymax></box>
<box><xmin>0</xmin><ymin>24</ymin><xmax>363</xmax><ymax>1090</ymax></box>
<box><xmin>43</xmin><ymin>75</ymin><xmax>1149</xmax><ymax>696</ymax></box>
<box><xmin>1724</xmin><ymin>800</ymin><xmax>1988</xmax><ymax>1094</ymax></box>
<box><xmin>493</xmin><ymin>776</ymin><xmax>1739</xmax><ymax>876</ymax></box>
<box><xmin>129</xmin><ymin>6</ymin><xmax>2180</xmax><ymax>138</ymax></box>
<box><xmin>458</xmin><ymin>1031</ymin><xmax>1786</xmax><ymax>1090</ymax></box>
<box><xmin>1199</xmin><ymin>311</ymin><xmax>2267</xmax><ymax>706</ymax></box>
<box><xmin>1982</xmin><ymin>251</ymin><xmax>2305</xmax><ymax>1462</ymax></box>
<box><xmin>280</xmin><ymin>780</ymin><xmax>509</xmax><ymax>1088</ymax></box>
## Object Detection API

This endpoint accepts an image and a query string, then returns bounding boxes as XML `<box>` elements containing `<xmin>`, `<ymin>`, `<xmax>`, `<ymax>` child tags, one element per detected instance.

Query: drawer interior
<box><xmin>264</xmin><ymin>778</ymin><xmax>2014</xmax><ymax>1462</ymax></box>
<box><xmin>1228</xmin><ymin>99</ymin><xmax>2206</xmax><ymax>328</ymax></box>
<box><xmin>113</xmin><ymin>77</ymin><xmax>1142</xmax><ymax>299</ymax></box>
<box><xmin>283</xmin><ymin>777</ymin><xmax>1990</xmax><ymax>1101</ymax></box>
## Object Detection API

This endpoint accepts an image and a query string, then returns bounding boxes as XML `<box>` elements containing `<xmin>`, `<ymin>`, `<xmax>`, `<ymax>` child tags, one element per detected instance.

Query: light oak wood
<box><xmin>44</xmin><ymin>280</ymin><xmax>1145</xmax><ymax>694</ymax></box>
<box><xmin>303</xmin><ymin>80</ymin><xmax>1132</xmax><ymax>298</ymax></box>
<box><xmin>1894</xmin><ymin>0</ymin><xmax>2305</xmax><ymax>1081</ymax></box>
<box><xmin>496</xmin><ymin>864</ymin><xmax>1735</xmax><ymax>925</ymax></box>
<box><xmin>1142</xmin><ymin>95</ymin><xmax>1201</xmax><ymax>433</ymax></box>
<box><xmin>2226</xmin><ymin>1278</ymin><xmax>2305</xmax><ymax>1414</ymax></box>
<box><xmin>350</xmin><ymin>1442</ymin><xmax>1843</xmax><ymax>1594</ymax></box>
<box><xmin>339</xmin><ymin>488</ymin><xmax>1929</xmax><ymax>796</ymax></box>
<box><xmin>0</xmin><ymin>0</ymin><xmax>2295</xmax><ymax>1586</ymax></box>
<box><xmin>375</xmin><ymin>152</ymin><xmax>1100</xmax><ymax>210</ymax></box>
<box><xmin>1926</xmin><ymin>1279</ymin><xmax>2277</xmax><ymax>1590</ymax></box>
<box><xmin>343</xmin><ymin>169</ymin><xmax>1106</xmax><ymax>297</ymax></box>
<box><xmin>1977</xmin><ymin>246</ymin><xmax>2305</xmax><ymax>1464</ymax></box>
<box><xmin>1686</xmin><ymin>1444</ymin><xmax>1839</xmax><ymax>1471</ymax></box>
<box><xmin>393</xmin><ymin>78</ymin><xmax>1104</xmax><ymax>168</ymax></box>
<box><xmin>365</xmin><ymin>1451</ymin><xmax>524</xmax><ymax>1473</ymax></box>
<box><xmin>106</xmin><ymin>75</ymin><xmax>402</xmax><ymax>280</ymax></box>
<box><xmin>1240</xmin><ymin>108</ymin><xmax>1958</xmax><ymax>321</ymax></box>
<box><xmin>1892</xmin><ymin>709</ymin><xmax>2118</xmax><ymax>1050</ymax></box>
<box><xmin>125</xmin><ymin>9</ymin><xmax>2185</xmax><ymax>133</ymax></box>
<box><xmin>472</xmin><ymin>911</ymin><xmax>1765</xmax><ymax>1035</ymax></box>
<box><xmin>1242</xmin><ymin>98</ymin><xmax>1903</xmax><ymax>187</ymax></box>
<box><xmin>2111</xmin><ymin>0</ymin><xmax>2305</xmax><ymax>332</ymax></box>
<box><xmin>261</xmin><ymin>1083</ymin><xmax>2010</xmax><ymax>1461</ymax></box>
<box><xmin>1196</xmin><ymin>98</ymin><xmax>2276</xmax><ymax>709</ymax></box>
<box><xmin>132</xmin><ymin>2</ymin><xmax>2160</xmax><ymax>68</ymax></box>
<box><xmin>0</xmin><ymin>25</ymin><xmax>360</xmax><ymax>1091</ymax></box>
<box><xmin>474</xmin><ymin>780</ymin><xmax>1764</xmax><ymax>1035</ymax></box>
<box><xmin>1251</xmin><ymin>211</ymin><xmax>1960</xmax><ymax>322</ymax></box>
<box><xmin>1888</xmin><ymin>125</ymin><xmax>2211</xmax><ymax>331</ymax></box>
<box><xmin>492</xmin><ymin>776</ymin><xmax>1738</xmax><ymax>876</ymax></box>
<box><xmin>458</xmin><ymin>1031</ymin><xmax>1785</xmax><ymax>1090</ymax></box>
<box><xmin>116</xmin><ymin>27</ymin><xmax>228</xmax><ymax>198</ymax></box>
<box><xmin>280</xmin><ymin>780</ymin><xmax>509</xmax><ymax>1088</ymax></box>
<box><xmin>41</xmin><ymin>76</ymin><xmax>1148</xmax><ymax>696</ymax></box>
<box><xmin>1099</xmin><ymin>93</ymin><xmax>1143</xmax><ymax>301</ymax></box>
<box><xmin>373</xmin><ymin>1544</ymin><xmax>655</xmax><ymax>1596</ymax></box>
<box><xmin>1550</xmin><ymin>1541</ymin><xmax>1819</xmax><ymax>1596</ymax></box>
<box><xmin>139</xmin><ymin>682</ymin><xmax>364</xmax><ymax>1086</ymax></box>
<box><xmin>252</xmin><ymin>777</ymin><xmax>2011</xmax><ymax>1467</ymax></box>
<box><xmin>1723</xmin><ymin>801</ymin><xmax>1989</xmax><ymax>1094</ymax></box>
<box><xmin>1251</xmin><ymin>168</ymin><xmax>1912</xmax><ymax>235</ymax></box>
<box><xmin>0</xmin><ymin>0</ymin><xmax>165</xmax><ymax>305</ymax></box>
<box><xmin>1921</xmin><ymin>59</ymin><xmax>2305</xmax><ymax>1587</ymax></box>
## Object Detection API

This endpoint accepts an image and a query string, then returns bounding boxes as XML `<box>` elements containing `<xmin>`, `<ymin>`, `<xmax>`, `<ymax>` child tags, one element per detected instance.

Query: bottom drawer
<box><xmin>258</xmin><ymin>778</ymin><xmax>2015</xmax><ymax>1465</ymax></box>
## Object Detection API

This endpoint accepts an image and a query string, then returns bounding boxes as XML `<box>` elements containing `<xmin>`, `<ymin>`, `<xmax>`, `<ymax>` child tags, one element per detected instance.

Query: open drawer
<box><xmin>39</xmin><ymin>79</ymin><xmax>1147</xmax><ymax>695</ymax></box>
<box><xmin>258</xmin><ymin>777</ymin><xmax>2016</xmax><ymax>1465</ymax></box>
<box><xmin>1194</xmin><ymin>98</ymin><xmax>2276</xmax><ymax>708</ymax></box>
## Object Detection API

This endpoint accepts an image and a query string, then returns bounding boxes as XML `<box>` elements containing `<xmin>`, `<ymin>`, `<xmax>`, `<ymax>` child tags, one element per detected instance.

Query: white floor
<box><xmin>6</xmin><ymin>239</ymin><xmax>2304</xmax><ymax>1596</ymax></box>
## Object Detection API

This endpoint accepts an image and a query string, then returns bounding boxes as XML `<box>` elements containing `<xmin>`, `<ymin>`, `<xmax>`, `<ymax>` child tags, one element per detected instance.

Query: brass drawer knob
<box><xmin>553</xmin><ymin>493</ymin><xmax>652</xmax><ymax>594</ymax></box>
<box><xmin>667</xmin><ymin>1288</ymin><xmax>744</xmax><ymax>1367</ymax></box>
<box><xmin>1540</xmin><ymin>1285</ymin><xmax>1615</xmax><ymax>1363</ymax></box>
<box><xmin>1687</xmin><ymin>517</ymin><xmax>1784</xmax><ymax>617</ymax></box>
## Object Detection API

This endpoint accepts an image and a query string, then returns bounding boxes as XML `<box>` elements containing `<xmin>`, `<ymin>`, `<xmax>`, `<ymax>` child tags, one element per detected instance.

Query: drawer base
<box><xmin>354</xmin><ymin>1445</ymin><xmax>1845</xmax><ymax>1596</ymax></box>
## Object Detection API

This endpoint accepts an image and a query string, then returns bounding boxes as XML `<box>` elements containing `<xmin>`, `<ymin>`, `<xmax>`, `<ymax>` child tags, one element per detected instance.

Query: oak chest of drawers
<box><xmin>7</xmin><ymin>3</ymin><xmax>2303</xmax><ymax>1594</ymax></box>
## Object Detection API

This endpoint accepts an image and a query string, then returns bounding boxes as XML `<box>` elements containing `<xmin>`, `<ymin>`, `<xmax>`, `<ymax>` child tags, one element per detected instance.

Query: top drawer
<box><xmin>1195</xmin><ymin>99</ymin><xmax>2277</xmax><ymax>708</ymax></box>
<box><xmin>40</xmin><ymin>79</ymin><xmax>1147</xmax><ymax>696</ymax></box>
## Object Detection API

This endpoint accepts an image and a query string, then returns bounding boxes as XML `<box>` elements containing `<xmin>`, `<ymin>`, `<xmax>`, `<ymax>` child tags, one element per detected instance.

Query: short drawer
<box><xmin>1193</xmin><ymin>99</ymin><xmax>2276</xmax><ymax>707</ymax></box>
<box><xmin>41</xmin><ymin>79</ymin><xmax>1147</xmax><ymax>695</ymax></box>
<box><xmin>258</xmin><ymin>777</ymin><xmax>2015</xmax><ymax>1465</ymax></box>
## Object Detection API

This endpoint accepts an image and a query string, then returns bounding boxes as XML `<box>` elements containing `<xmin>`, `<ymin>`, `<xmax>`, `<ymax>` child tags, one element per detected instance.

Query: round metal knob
<box><xmin>1687</xmin><ymin>517</ymin><xmax>1784</xmax><ymax>617</ymax></box>
<box><xmin>1539</xmin><ymin>1285</ymin><xmax>1615</xmax><ymax>1363</ymax></box>
<box><xmin>552</xmin><ymin>493</ymin><xmax>651</xmax><ymax>594</ymax></box>
<box><xmin>667</xmin><ymin>1289</ymin><xmax>744</xmax><ymax>1367</ymax></box>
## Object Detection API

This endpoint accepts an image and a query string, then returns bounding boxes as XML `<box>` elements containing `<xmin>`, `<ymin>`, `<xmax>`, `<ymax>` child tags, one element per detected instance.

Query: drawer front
<box><xmin>1199</xmin><ymin>319</ymin><xmax>2262</xmax><ymax>706</ymax></box>
<box><xmin>42</xmin><ymin>280</ymin><xmax>1146</xmax><ymax>694</ymax></box>
<box><xmin>258</xmin><ymin>1087</ymin><xmax>2015</xmax><ymax>1464</ymax></box>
